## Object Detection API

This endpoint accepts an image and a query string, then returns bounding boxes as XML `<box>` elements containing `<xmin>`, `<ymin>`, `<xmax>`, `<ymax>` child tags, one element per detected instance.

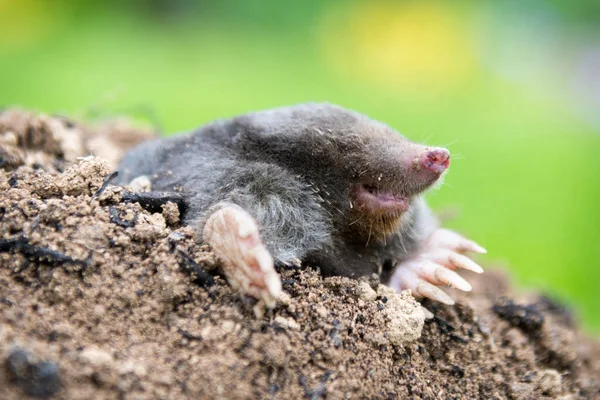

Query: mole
<box><xmin>117</xmin><ymin>103</ymin><xmax>485</xmax><ymax>307</ymax></box>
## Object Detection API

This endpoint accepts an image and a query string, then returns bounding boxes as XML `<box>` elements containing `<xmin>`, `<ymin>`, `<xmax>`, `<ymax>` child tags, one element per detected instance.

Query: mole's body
<box><xmin>118</xmin><ymin>104</ymin><xmax>485</xmax><ymax>306</ymax></box>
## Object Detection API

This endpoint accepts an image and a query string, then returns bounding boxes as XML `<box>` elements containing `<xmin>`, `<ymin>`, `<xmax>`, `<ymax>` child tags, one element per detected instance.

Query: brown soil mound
<box><xmin>0</xmin><ymin>109</ymin><xmax>598</xmax><ymax>399</ymax></box>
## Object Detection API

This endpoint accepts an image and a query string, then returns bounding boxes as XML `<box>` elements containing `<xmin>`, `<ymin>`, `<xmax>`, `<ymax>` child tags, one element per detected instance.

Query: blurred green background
<box><xmin>1</xmin><ymin>0</ymin><xmax>599</xmax><ymax>332</ymax></box>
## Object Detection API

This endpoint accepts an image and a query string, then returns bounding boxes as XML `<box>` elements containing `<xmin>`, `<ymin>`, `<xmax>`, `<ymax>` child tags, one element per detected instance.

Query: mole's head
<box><xmin>347</xmin><ymin>140</ymin><xmax>449</xmax><ymax>241</ymax></box>
<box><xmin>232</xmin><ymin>103</ymin><xmax>449</xmax><ymax>241</ymax></box>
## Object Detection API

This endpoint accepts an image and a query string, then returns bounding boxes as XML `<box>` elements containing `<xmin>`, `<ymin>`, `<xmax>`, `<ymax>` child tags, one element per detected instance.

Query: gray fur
<box><xmin>117</xmin><ymin>103</ymin><xmax>439</xmax><ymax>280</ymax></box>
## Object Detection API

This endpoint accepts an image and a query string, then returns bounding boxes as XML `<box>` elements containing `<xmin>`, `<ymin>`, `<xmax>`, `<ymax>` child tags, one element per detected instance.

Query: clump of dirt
<box><xmin>0</xmin><ymin>110</ymin><xmax>598</xmax><ymax>399</ymax></box>
<box><xmin>0</xmin><ymin>108</ymin><xmax>155</xmax><ymax>173</ymax></box>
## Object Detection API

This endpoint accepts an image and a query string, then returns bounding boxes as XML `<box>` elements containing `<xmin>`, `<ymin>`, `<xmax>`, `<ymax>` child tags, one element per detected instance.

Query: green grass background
<box><xmin>1</xmin><ymin>1</ymin><xmax>599</xmax><ymax>332</ymax></box>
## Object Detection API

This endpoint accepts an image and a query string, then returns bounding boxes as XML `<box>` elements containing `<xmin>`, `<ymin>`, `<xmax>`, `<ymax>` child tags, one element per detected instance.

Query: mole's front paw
<box><xmin>388</xmin><ymin>228</ymin><xmax>486</xmax><ymax>305</ymax></box>
<box><xmin>203</xmin><ymin>204</ymin><xmax>282</xmax><ymax>307</ymax></box>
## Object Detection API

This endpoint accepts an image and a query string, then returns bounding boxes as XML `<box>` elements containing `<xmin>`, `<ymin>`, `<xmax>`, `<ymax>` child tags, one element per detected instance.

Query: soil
<box><xmin>0</xmin><ymin>109</ymin><xmax>598</xmax><ymax>400</ymax></box>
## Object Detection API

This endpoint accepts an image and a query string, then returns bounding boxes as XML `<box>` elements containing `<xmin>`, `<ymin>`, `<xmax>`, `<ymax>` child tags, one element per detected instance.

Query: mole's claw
<box><xmin>392</xmin><ymin>258</ymin><xmax>471</xmax><ymax>293</ymax></box>
<box><xmin>388</xmin><ymin>226</ymin><xmax>487</xmax><ymax>306</ymax></box>
<box><xmin>458</xmin><ymin>239</ymin><xmax>487</xmax><ymax>254</ymax></box>
<box><xmin>427</xmin><ymin>248</ymin><xmax>484</xmax><ymax>274</ymax></box>
<box><xmin>448</xmin><ymin>252</ymin><xmax>484</xmax><ymax>273</ymax></box>
<box><xmin>430</xmin><ymin>263</ymin><xmax>472</xmax><ymax>291</ymax></box>
<box><xmin>388</xmin><ymin>260</ymin><xmax>456</xmax><ymax>304</ymax></box>
<box><xmin>427</xmin><ymin>228</ymin><xmax>486</xmax><ymax>254</ymax></box>
<box><xmin>416</xmin><ymin>281</ymin><xmax>455</xmax><ymax>305</ymax></box>
<box><xmin>203</xmin><ymin>204</ymin><xmax>282</xmax><ymax>307</ymax></box>
<box><xmin>420</xmin><ymin>305</ymin><xmax>435</xmax><ymax>320</ymax></box>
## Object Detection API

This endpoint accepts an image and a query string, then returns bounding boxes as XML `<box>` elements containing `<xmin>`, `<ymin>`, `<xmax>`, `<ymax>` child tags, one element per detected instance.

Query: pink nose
<box><xmin>419</xmin><ymin>147</ymin><xmax>450</xmax><ymax>173</ymax></box>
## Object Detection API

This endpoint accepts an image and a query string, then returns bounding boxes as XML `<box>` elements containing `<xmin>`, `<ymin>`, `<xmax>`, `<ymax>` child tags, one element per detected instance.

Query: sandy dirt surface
<box><xmin>0</xmin><ymin>109</ymin><xmax>598</xmax><ymax>399</ymax></box>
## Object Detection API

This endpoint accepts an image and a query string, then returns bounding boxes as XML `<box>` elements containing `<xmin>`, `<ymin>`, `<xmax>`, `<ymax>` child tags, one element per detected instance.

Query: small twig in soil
<box><xmin>91</xmin><ymin>171</ymin><xmax>119</xmax><ymax>200</ymax></box>
<box><xmin>0</xmin><ymin>235</ymin><xmax>91</xmax><ymax>269</ymax></box>
<box><xmin>121</xmin><ymin>190</ymin><xmax>188</xmax><ymax>216</ymax></box>
<box><xmin>176</xmin><ymin>248</ymin><xmax>215</xmax><ymax>288</ymax></box>
<box><xmin>177</xmin><ymin>328</ymin><xmax>203</xmax><ymax>341</ymax></box>
<box><xmin>431</xmin><ymin>315</ymin><xmax>456</xmax><ymax>333</ymax></box>
<box><xmin>449</xmin><ymin>333</ymin><xmax>469</xmax><ymax>344</ymax></box>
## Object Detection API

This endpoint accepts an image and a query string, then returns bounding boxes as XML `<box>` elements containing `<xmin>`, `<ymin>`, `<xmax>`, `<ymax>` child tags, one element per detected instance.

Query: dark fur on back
<box><xmin>117</xmin><ymin>103</ymin><xmax>438</xmax><ymax>279</ymax></box>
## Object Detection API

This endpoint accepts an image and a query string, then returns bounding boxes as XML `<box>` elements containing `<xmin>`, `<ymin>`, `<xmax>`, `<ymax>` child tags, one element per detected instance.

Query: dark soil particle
<box><xmin>0</xmin><ymin>110</ymin><xmax>598</xmax><ymax>399</ymax></box>
<box><xmin>5</xmin><ymin>348</ymin><xmax>61</xmax><ymax>398</ymax></box>
<box><xmin>493</xmin><ymin>297</ymin><xmax>545</xmax><ymax>333</ymax></box>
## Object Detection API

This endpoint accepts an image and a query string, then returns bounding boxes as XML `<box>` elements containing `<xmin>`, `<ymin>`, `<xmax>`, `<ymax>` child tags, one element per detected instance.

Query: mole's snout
<box><xmin>419</xmin><ymin>147</ymin><xmax>450</xmax><ymax>173</ymax></box>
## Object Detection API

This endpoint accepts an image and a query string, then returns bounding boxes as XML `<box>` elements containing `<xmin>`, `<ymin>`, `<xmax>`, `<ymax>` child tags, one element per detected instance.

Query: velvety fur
<box><xmin>117</xmin><ymin>103</ymin><xmax>438</xmax><ymax>280</ymax></box>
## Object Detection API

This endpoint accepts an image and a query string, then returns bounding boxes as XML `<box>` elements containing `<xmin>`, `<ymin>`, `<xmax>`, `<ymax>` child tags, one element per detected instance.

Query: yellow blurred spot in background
<box><xmin>0</xmin><ymin>0</ymin><xmax>58</xmax><ymax>52</ymax></box>
<box><xmin>319</xmin><ymin>0</ymin><xmax>477</xmax><ymax>93</ymax></box>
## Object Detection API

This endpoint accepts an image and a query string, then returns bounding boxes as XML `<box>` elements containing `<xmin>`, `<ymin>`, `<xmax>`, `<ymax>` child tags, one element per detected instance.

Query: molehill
<box><xmin>0</xmin><ymin>109</ymin><xmax>598</xmax><ymax>399</ymax></box>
